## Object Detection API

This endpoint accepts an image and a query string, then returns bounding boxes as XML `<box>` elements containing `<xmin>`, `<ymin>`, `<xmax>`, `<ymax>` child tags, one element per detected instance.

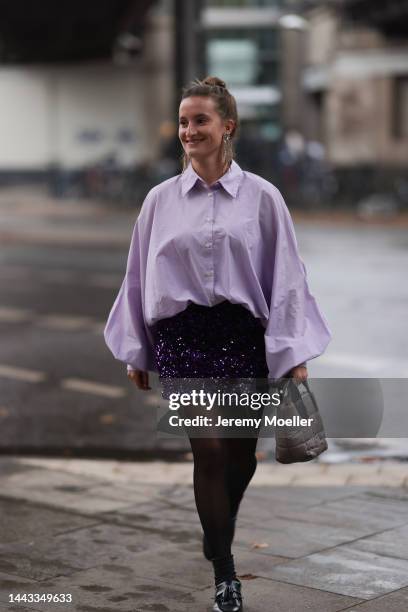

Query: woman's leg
<box><xmin>187</xmin><ymin>432</ymin><xmax>260</xmax><ymax>560</ymax></box>
<box><xmin>189</xmin><ymin>436</ymin><xmax>232</xmax><ymax>558</ymax></box>
<box><xmin>188</xmin><ymin>435</ymin><xmax>237</xmax><ymax>584</ymax></box>
<box><xmin>224</xmin><ymin>437</ymin><xmax>259</xmax><ymax>521</ymax></box>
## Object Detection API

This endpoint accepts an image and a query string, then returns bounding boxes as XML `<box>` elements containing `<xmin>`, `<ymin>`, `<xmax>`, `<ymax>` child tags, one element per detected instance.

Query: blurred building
<box><xmin>0</xmin><ymin>0</ymin><xmax>175</xmax><ymax>195</ymax></box>
<box><xmin>300</xmin><ymin>0</ymin><xmax>408</xmax><ymax>203</ymax></box>
<box><xmin>201</xmin><ymin>0</ymin><xmax>285</xmax><ymax>182</ymax></box>
<box><xmin>2</xmin><ymin>0</ymin><xmax>405</xmax><ymax>207</ymax></box>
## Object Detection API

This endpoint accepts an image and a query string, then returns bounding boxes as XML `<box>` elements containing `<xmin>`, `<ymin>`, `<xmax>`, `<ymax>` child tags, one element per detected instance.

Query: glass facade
<box><xmin>206</xmin><ymin>29</ymin><xmax>279</xmax><ymax>86</ymax></box>
<box><xmin>202</xmin><ymin>0</ymin><xmax>285</xmax><ymax>180</ymax></box>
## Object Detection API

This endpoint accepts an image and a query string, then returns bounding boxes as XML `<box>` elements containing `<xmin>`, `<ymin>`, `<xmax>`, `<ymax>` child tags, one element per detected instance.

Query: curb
<box><xmin>7</xmin><ymin>456</ymin><xmax>408</xmax><ymax>488</ymax></box>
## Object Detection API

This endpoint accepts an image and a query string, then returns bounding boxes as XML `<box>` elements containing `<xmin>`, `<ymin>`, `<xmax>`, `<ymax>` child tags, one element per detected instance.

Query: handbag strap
<box><xmin>278</xmin><ymin>377</ymin><xmax>311</xmax><ymax>400</ymax></box>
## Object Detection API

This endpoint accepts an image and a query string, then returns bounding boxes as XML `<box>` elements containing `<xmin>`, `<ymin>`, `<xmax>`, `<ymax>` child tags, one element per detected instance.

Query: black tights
<box><xmin>189</xmin><ymin>435</ymin><xmax>258</xmax><ymax>559</ymax></box>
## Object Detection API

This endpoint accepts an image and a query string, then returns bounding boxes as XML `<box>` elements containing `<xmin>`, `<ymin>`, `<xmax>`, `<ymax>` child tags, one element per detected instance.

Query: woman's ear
<box><xmin>224</xmin><ymin>119</ymin><xmax>235</xmax><ymax>135</ymax></box>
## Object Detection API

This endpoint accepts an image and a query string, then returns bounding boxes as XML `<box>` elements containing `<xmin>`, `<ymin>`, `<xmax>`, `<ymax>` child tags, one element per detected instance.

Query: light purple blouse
<box><xmin>104</xmin><ymin>160</ymin><xmax>331</xmax><ymax>379</ymax></box>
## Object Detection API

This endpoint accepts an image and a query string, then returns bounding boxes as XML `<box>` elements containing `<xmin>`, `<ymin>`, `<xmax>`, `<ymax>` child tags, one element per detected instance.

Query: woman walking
<box><xmin>104</xmin><ymin>76</ymin><xmax>331</xmax><ymax>611</ymax></box>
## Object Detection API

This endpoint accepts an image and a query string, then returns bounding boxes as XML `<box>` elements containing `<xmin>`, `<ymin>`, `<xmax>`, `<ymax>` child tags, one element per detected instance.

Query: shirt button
<box><xmin>205</xmin><ymin>242</ymin><xmax>211</xmax><ymax>248</ymax></box>
<box><xmin>206</xmin><ymin>217</ymin><xmax>213</xmax><ymax>222</ymax></box>
<box><xmin>204</xmin><ymin>271</ymin><xmax>213</xmax><ymax>278</ymax></box>
<box><xmin>207</xmin><ymin>192</ymin><xmax>213</xmax><ymax>197</ymax></box>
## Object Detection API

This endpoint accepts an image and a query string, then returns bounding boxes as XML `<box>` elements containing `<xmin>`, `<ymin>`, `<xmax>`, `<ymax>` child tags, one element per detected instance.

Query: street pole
<box><xmin>174</xmin><ymin>0</ymin><xmax>205</xmax><ymax>118</ymax></box>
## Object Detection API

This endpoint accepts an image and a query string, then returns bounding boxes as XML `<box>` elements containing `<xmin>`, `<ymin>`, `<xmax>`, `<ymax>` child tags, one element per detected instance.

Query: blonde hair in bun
<box><xmin>202</xmin><ymin>76</ymin><xmax>227</xmax><ymax>89</ymax></box>
<box><xmin>180</xmin><ymin>75</ymin><xmax>239</xmax><ymax>171</ymax></box>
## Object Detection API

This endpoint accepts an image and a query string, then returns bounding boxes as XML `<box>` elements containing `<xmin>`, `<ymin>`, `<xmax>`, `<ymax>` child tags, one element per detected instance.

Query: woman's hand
<box><xmin>127</xmin><ymin>369</ymin><xmax>151</xmax><ymax>391</ymax></box>
<box><xmin>290</xmin><ymin>365</ymin><xmax>308</xmax><ymax>383</ymax></box>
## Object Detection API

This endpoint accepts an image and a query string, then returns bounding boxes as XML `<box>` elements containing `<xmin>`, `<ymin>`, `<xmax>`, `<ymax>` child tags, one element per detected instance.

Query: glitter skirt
<box><xmin>151</xmin><ymin>300</ymin><xmax>269</xmax><ymax>400</ymax></box>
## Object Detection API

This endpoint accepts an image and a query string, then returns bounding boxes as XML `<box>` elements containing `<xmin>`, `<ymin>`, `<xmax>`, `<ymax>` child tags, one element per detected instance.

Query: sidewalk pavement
<box><xmin>0</xmin><ymin>187</ymin><xmax>135</xmax><ymax>248</ymax></box>
<box><xmin>1</xmin><ymin>456</ymin><xmax>408</xmax><ymax>611</ymax></box>
<box><xmin>1</xmin><ymin>186</ymin><xmax>408</xmax><ymax>250</ymax></box>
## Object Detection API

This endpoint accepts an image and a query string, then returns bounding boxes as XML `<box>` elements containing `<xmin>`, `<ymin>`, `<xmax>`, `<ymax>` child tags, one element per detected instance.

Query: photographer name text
<box><xmin>168</xmin><ymin>414</ymin><xmax>314</xmax><ymax>428</ymax></box>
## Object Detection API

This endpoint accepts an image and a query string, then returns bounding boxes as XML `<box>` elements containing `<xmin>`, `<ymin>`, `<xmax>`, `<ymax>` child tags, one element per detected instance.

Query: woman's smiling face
<box><xmin>179</xmin><ymin>95</ymin><xmax>233</xmax><ymax>163</ymax></box>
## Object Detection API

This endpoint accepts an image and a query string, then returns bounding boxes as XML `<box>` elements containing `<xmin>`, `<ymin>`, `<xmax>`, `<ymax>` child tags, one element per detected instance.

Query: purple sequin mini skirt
<box><xmin>151</xmin><ymin>300</ymin><xmax>269</xmax><ymax>399</ymax></box>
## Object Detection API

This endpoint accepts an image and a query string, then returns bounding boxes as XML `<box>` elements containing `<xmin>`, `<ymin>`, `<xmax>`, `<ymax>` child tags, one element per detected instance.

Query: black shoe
<box><xmin>203</xmin><ymin>515</ymin><xmax>237</xmax><ymax>561</ymax></box>
<box><xmin>213</xmin><ymin>578</ymin><xmax>243</xmax><ymax>612</ymax></box>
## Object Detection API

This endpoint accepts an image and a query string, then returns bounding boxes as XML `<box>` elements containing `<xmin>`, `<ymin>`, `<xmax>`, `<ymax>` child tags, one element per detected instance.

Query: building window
<box><xmin>205</xmin><ymin>28</ymin><xmax>280</xmax><ymax>86</ymax></box>
<box><xmin>393</xmin><ymin>76</ymin><xmax>408</xmax><ymax>140</ymax></box>
<box><xmin>208</xmin><ymin>39</ymin><xmax>258</xmax><ymax>84</ymax></box>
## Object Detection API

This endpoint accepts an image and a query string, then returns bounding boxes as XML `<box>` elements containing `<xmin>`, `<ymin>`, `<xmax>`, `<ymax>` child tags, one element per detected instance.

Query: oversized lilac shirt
<box><xmin>104</xmin><ymin>160</ymin><xmax>331</xmax><ymax>379</ymax></box>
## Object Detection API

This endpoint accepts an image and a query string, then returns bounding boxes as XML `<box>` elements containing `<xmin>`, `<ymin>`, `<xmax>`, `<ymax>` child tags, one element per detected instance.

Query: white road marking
<box><xmin>0</xmin><ymin>305</ymin><xmax>106</xmax><ymax>333</ymax></box>
<box><xmin>35</xmin><ymin>314</ymin><xmax>94</xmax><ymax>330</ymax></box>
<box><xmin>90</xmin><ymin>322</ymin><xmax>106</xmax><ymax>335</ymax></box>
<box><xmin>61</xmin><ymin>378</ymin><xmax>126</xmax><ymax>398</ymax></box>
<box><xmin>0</xmin><ymin>364</ymin><xmax>47</xmax><ymax>383</ymax></box>
<box><xmin>0</xmin><ymin>307</ymin><xmax>33</xmax><ymax>322</ymax></box>
<box><xmin>146</xmin><ymin>394</ymin><xmax>168</xmax><ymax>408</ymax></box>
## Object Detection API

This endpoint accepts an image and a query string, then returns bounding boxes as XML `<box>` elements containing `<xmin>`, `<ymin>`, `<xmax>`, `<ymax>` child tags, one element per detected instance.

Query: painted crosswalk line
<box><xmin>0</xmin><ymin>364</ymin><xmax>47</xmax><ymax>383</ymax></box>
<box><xmin>61</xmin><ymin>378</ymin><xmax>126</xmax><ymax>398</ymax></box>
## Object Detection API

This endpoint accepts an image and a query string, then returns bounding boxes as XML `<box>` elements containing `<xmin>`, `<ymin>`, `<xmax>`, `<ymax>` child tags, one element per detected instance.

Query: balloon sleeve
<box><xmin>264</xmin><ymin>190</ymin><xmax>331</xmax><ymax>380</ymax></box>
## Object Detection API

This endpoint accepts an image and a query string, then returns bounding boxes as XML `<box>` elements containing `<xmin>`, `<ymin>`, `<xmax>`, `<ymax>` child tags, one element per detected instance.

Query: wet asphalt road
<box><xmin>0</xmin><ymin>239</ymin><xmax>189</xmax><ymax>458</ymax></box>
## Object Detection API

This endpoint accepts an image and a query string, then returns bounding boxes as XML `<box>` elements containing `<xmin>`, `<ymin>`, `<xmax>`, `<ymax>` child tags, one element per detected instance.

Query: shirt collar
<box><xmin>180</xmin><ymin>159</ymin><xmax>244</xmax><ymax>198</ymax></box>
